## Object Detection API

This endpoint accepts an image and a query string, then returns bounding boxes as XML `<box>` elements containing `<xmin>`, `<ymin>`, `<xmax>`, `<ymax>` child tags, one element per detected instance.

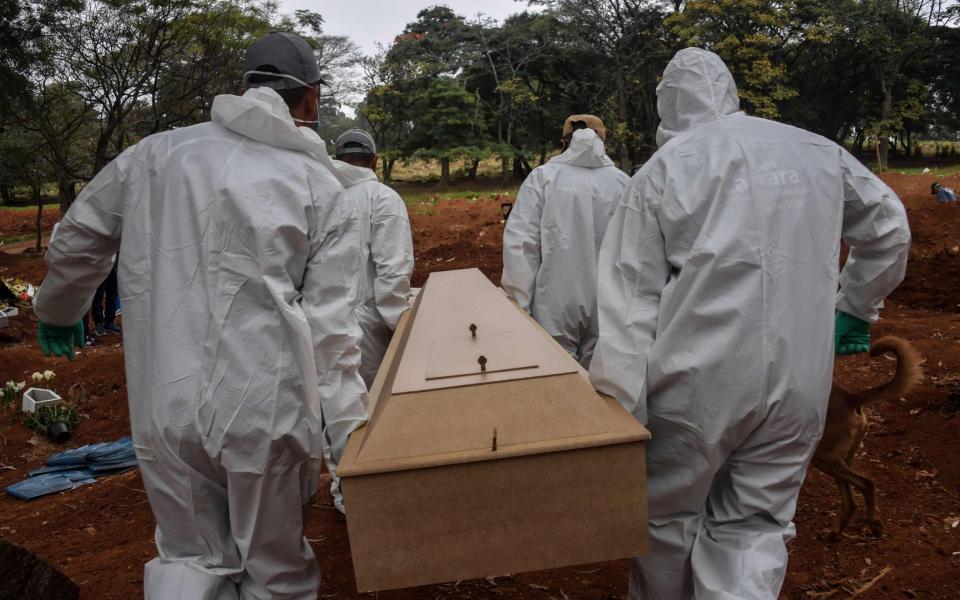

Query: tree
<box><xmin>926</xmin><ymin>18</ymin><xmax>960</xmax><ymax>138</ymax></box>
<box><xmin>667</xmin><ymin>0</ymin><xmax>798</xmax><ymax>119</ymax></box>
<box><xmin>0</xmin><ymin>0</ymin><xmax>80</xmax><ymax>97</ymax></box>
<box><xmin>4</xmin><ymin>0</ymin><xmax>338</xmax><ymax>211</ymax></box>
<box><xmin>0</xmin><ymin>125</ymin><xmax>52</xmax><ymax>252</ymax></box>
<box><xmin>533</xmin><ymin>0</ymin><xmax>674</xmax><ymax>170</ymax></box>
<box><xmin>856</xmin><ymin>0</ymin><xmax>951</xmax><ymax>169</ymax></box>
<box><xmin>409</xmin><ymin>78</ymin><xmax>486</xmax><ymax>189</ymax></box>
<box><xmin>145</xmin><ymin>0</ymin><xmax>276</xmax><ymax>134</ymax></box>
<box><xmin>470</xmin><ymin>14</ymin><xmax>552</xmax><ymax>183</ymax></box>
<box><xmin>358</xmin><ymin>6</ymin><xmax>483</xmax><ymax>185</ymax></box>
<box><xmin>356</xmin><ymin>48</ymin><xmax>414</xmax><ymax>183</ymax></box>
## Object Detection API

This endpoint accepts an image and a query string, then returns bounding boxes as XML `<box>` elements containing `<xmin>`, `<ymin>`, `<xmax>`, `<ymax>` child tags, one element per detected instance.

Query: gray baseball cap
<box><xmin>243</xmin><ymin>32</ymin><xmax>325</xmax><ymax>90</ymax></box>
<box><xmin>334</xmin><ymin>129</ymin><xmax>377</xmax><ymax>156</ymax></box>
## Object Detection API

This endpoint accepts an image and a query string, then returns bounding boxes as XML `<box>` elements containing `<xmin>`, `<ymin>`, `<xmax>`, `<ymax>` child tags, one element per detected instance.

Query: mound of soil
<box><xmin>0</xmin><ymin>252</ymin><xmax>49</xmax><ymax>285</ymax></box>
<box><xmin>0</xmin><ymin>540</ymin><xmax>79</xmax><ymax>600</ymax></box>
<box><xmin>410</xmin><ymin>197</ymin><xmax>506</xmax><ymax>287</ymax></box>
<box><xmin>0</xmin><ymin>207</ymin><xmax>61</xmax><ymax>238</ymax></box>
<box><xmin>883</xmin><ymin>173</ymin><xmax>960</xmax><ymax>313</ymax></box>
<box><xmin>895</xmin><ymin>246</ymin><xmax>960</xmax><ymax>312</ymax></box>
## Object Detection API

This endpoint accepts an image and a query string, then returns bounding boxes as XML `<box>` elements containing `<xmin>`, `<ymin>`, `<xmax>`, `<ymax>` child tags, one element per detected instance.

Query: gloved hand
<box><xmin>37</xmin><ymin>322</ymin><xmax>85</xmax><ymax>360</ymax></box>
<box><xmin>835</xmin><ymin>311</ymin><xmax>870</xmax><ymax>355</ymax></box>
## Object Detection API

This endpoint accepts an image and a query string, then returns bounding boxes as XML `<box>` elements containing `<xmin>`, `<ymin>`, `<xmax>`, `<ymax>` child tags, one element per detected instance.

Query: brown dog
<box><xmin>813</xmin><ymin>336</ymin><xmax>923</xmax><ymax>540</ymax></box>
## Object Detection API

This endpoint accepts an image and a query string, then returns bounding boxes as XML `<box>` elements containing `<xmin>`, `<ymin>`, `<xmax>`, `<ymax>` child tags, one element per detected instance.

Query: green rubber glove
<box><xmin>37</xmin><ymin>322</ymin><xmax>85</xmax><ymax>361</ymax></box>
<box><xmin>835</xmin><ymin>311</ymin><xmax>871</xmax><ymax>355</ymax></box>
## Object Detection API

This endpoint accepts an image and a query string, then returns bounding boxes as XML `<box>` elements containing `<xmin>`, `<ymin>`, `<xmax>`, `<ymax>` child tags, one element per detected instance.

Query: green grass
<box><xmin>397</xmin><ymin>186</ymin><xmax>520</xmax><ymax>216</ymax></box>
<box><xmin>0</xmin><ymin>233</ymin><xmax>40</xmax><ymax>245</ymax></box>
<box><xmin>877</xmin><ymin>164</ymin><xmax>960</xmax><ymax>176</ymax></box>
<box><xmin>389</xmin><ymin>156</ymin><xmax>509</xmax><ymax>183</ymax></box>
<box><xmin>0</xmin><ymin>203</ymin><xmax>59</xmax><ymax>213</ymax></box>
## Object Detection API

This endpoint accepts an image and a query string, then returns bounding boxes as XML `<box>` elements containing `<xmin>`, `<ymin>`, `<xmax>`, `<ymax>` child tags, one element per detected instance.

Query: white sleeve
<box><xmin>33</xmin><ymin>147</ymin><xmax>134</xmax><ymax>326</ymax></box>
<box><xmin>501</xmin><ymin>170</ymin><xmax>545</xmax><ymax>312</ymax></box>
<box><xmin>589</xmin><ymin>172</ymin><xmax>671</xmax><ymax>424</ymax></box>
<box><xmin>371</xmin><ymin>188</ymin><xmax>414</xmax><ymax>330</ymax></box>
<box><xmin>301</xmin><ymin>192</ymin><xmax>369</xmax><ymax>464</ymax></box>
<box><xmin>836</xmin><ymin>149</ymin><xmax>911</xmax><ymax>322</ymax></box>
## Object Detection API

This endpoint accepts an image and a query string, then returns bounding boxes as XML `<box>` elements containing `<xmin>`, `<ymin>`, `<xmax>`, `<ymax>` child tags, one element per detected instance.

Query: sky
<box><xmin>278</xmin><ymin>0</ymin><xmax>535</xmax><ymax>56</ymax></box>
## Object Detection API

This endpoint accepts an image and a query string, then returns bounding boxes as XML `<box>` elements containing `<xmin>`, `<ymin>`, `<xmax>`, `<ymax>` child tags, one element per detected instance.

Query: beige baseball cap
<box><xmin>562</xmin><ymin>114</ymin><xmax>606</xmax><ymax>141</ymax></box>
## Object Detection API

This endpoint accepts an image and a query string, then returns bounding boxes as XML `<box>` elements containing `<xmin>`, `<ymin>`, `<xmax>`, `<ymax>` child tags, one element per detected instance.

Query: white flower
<box><xmin>4</xmin><ymin>381</ymin><xmax>14</xmax><ymax>389</ymax></box>
<box><xmin>16</xmin><ymin>381</ymin><xmax>25</xmax><ymax>390</ymax></box>
<box><xmin>43</xmin><ymin>370</ymin><xmax>55</xmax><ymax>381</ymax></box>
<box><xmin>31</xmin><ymin>372</ymin><xmax>44</xmax><ymax>383</ymax></box>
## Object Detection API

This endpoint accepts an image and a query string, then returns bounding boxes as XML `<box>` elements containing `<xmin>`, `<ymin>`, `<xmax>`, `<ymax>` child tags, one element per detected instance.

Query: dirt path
<box><xmin>1</xmin><ymin>176</ymin><xmax>959</xmax><ymax>599</ymax></box>
<box><xmin>0</xmin><ymin>236</ymin><xmax>50</xmax><ymax>255</ymax></box>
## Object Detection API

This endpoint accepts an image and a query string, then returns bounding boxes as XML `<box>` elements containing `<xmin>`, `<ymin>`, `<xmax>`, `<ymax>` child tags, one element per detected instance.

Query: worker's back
<box><xmin>592</xmin><ymin>47</ymin><xmax>909</xmax><ymax>439</ymax></box>
<box><xmin>640</xmin><ymin>113</ymin><xmax>904</xmax><ymax>433</ymax></box>
<box><xmin>589</xmin><ymin>46</ymin><xmax>911</xmax><ymax>600</ymax></box>
<box><xmin>502</xmin><ymin>128</ymin><xmax>628</xmax><ymax>367</ymax></box>
<box><xmin>332</xmin><ymin>158</ymin><xmax>414</xmax><ymax>387</ymax></box>
<box><xmin>39</xmin><ymin>87</ymin><xmax>365</xmax><ymax>471</ymax></box>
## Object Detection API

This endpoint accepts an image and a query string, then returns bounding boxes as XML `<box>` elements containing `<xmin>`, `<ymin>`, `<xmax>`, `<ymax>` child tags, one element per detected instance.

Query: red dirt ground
<box><xmin>1</xmin><ymin>173</ymin><xmax>959</xmax><ymax>599</ymax></box>
<box><xmin>0</xmin><ymin>206</ymin><xmax>61</xmax><ymax>239</ymax></box>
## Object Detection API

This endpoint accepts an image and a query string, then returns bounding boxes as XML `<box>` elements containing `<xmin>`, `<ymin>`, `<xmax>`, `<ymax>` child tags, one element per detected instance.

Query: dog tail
<box><xmin>848</xmin><ymin>336</ymin><xmax>924</xmax><ymax>408</ymax></box>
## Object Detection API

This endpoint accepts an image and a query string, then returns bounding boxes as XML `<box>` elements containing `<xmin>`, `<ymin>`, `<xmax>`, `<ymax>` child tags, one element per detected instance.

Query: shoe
<box><xmin>104</xmin><ymin>323</ymin><xmax>122</xmax><ymax>335</ymax></box>
<box><xmin>84</xmin><ymin>336</ymin><xmax>96</xmax><ymax>347</ymax></box>
<box><xmin>94</xmin><ymin>324</ymin><xmax>106</xmax><ymax>336</ymax></box>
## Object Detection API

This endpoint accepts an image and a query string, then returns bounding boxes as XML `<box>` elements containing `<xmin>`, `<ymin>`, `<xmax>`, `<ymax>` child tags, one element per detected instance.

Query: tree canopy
<box><xmin>1</xmin><ymin>0</ymin><xmax>958</xmax><ymax>200</ymax></box>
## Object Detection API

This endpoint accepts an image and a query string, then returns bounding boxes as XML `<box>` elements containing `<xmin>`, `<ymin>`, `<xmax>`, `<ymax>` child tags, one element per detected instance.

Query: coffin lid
<box><xmin>338</xmin><ymin>268</ymin><xmax>650</xmax><ymax>478</ymax></box>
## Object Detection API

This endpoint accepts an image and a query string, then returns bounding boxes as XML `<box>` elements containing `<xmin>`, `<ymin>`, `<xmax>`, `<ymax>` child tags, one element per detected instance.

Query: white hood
<box><xmin>549</xmin><ymin>128</ymin><xmax>615</xmax><ymax>168</ymax></box>
<box><xmin>655</xmin><ymin>48</ymin><xmax>741</xmax><ymax>147</ymax></box>
<box><xmin>211</xmin><ymin>87</ymin><xmax>349</xmax><ymax>186</ymax></box>
<box><xmin>331</xmin><ymin>159</ymin><xmax>378</xmax><ymax>188</ymax></box>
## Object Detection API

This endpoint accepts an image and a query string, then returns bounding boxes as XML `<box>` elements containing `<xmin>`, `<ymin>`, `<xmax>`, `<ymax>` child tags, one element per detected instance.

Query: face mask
<box><xmin>243</xmin><ymin>70</ymin><xmax>321</xmax><ymax>131</ymax></box>
<box><xmin>297</xmin><ymin>99</ymin><xmax>320</xmax><ymax>133</ymax></box>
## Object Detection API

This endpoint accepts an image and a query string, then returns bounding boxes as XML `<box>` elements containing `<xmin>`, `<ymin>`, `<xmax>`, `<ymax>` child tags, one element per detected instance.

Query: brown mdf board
<box><xmin>339</xmin><ymin>268</ymin><xmax>651</xmax><ymax>592</ymax></box>
<box><xmin>349</xmin><ymin>374</ymin><xmax>645</xmax><ymax>469</ymax></box>
<box><xmin>344</xmin><ymin>442</ymin><xmax>648</xmax><ymax>592</ymax></box>
<box><xmin>391</xmin><ymin>268</ymin><xmax>578</xmax><ymax>394</ymax></box>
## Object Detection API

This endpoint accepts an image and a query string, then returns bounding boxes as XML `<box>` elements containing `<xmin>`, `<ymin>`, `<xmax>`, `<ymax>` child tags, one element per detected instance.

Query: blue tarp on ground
<box><xmin>5</xmin><ymin>437</ymin><xmax>138</xmax><ymax>501</ymax></box>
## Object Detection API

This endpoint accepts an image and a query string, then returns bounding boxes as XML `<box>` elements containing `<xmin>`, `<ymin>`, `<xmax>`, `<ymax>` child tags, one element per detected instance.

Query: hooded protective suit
<box><xmin>589</xmin><ymin>48</ymin><xmax>910</xmax><ymax>599</ymax></box>
<box><xmin>502</xmin><ymin>128</ymin><xmax>629</xmax><ymax>367</ymax></box>
<box><xmin>331</xmin><ymin>160</ymin><xmax>414</xmax><ymax>388</ymax></box>
<box><xmin>33</xmin><ymin>86</ymin><xmax>368</xmax><ymax>600</ymax></box>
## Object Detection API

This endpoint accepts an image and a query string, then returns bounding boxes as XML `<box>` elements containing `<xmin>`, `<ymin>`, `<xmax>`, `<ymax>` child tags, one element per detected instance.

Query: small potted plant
<box><xmin>26</xmin><ymin>401</ymin><xmax>79</xmax><ymax>443</ymax></box>
<box><xmin>20</xmin><ymin>371</ymin><xmax>81</xmax><ymax>442</ymax></box>
<box><xmin>21</xmin><ymin>371</ymin><xmax>61</xmax><ymax>413</ymax></box>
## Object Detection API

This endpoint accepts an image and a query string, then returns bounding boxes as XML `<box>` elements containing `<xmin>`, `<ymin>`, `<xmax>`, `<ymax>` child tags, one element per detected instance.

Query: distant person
<box><xmin>589</xmin><ymin>48</ymin><xmax>910</xmax><ymax>599</ymax></box>
<box><xmin>85</xmin><ymin>262</ymin><xmax>120</xmax><ymax>339</ymax></box>
<box><xmin>33</xmin><ymin>31</ymin><xmax>367</xmax><ymax>599</ymax></box>
<box><xmin>327</xmin><ymin>129</ymin><xmax>413</xmax><ymax>513</ymax></box>
<box><xmin>502</xmin><ymin>115</ymin><xmax>629</xmax><ymax>368</ymax></box>
<box><xmin>332</xmin><ymin>129</ymin><xmax>414</xmax><ymax>389</ymax></box>
<box><xmin>932</xmin><ymin>181</ymin><xmax>957</xmax><ymax>203</ymax></box>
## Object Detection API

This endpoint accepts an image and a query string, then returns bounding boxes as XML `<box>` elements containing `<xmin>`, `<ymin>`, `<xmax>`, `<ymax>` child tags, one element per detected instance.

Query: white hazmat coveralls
<box><xmin>589</xmin><ymin>48</ymin><xmax>910</xmax><ymax>600</ymax></box>
<box><xmin>502</xmin><ymin>128</ymin><xmax>629</xmax><ymax>368</ymax></box>
<box><xmin>33</xmin><ymin>86</ymin><xmax>368</xmax><ymax>600</ymax></box>
<box><xmin>331</xmin><ymin>160</ymin><xmax>414</xmax><ymax>389</ymax></box>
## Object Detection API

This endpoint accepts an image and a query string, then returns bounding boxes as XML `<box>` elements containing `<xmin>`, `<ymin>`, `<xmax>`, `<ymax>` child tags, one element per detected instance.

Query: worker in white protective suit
<box><xmin>332</xmin><ymin>129</ymin><xmax>414</xmax><ymax>389</ymax></box>
<box><xmin>589</xmin><ymin>48</ymin><xmax>910</xmax><ymax>599</ymax></box>
<box><xmin>33</xmin><ymin>32</ymin><xmax>368</xmax><ymax>600</ymax></box>
<box><xmin>321</xmin><ymin>129</ymin><xmax>412</xmax><ymax>513</ymax></box>
<box><xmin>502</xmin><ymin>115</ymin><xmax>629</xmax><ymax>368</ymax></box>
